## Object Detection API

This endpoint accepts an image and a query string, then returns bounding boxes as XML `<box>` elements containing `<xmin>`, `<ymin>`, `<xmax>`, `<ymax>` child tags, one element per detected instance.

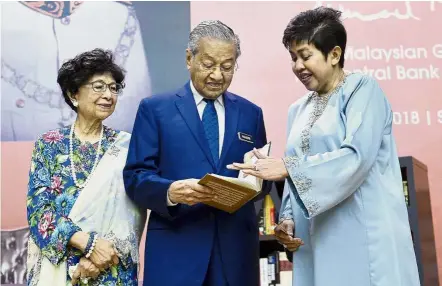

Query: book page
<box><xmin>211</xmin><ymin>174</ymin><xmax>257</xmax><ymax>191</ymax></box>
<box><xmin>238</xmin><ymin>142</ymin><xmax>271</xmax><ymax>190</ymax></box>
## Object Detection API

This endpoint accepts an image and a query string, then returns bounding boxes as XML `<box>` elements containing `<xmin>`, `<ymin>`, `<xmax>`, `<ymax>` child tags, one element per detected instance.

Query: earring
<box><xmin>72</xmin><ymin>101</ymin><xmax>78</xmax><ymax>107</ymax></box>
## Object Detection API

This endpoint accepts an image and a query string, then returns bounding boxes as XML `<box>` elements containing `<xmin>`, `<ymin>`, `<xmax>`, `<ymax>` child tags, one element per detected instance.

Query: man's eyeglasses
<box><xmin>87</xmin><ymin>80</ymin><xmax>124</xmax><ymax>95</ymax></box>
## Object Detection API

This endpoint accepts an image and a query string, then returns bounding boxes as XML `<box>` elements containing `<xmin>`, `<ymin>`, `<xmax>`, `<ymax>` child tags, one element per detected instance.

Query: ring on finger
<box><xmin>254</xmin><ymin>164</ymin><xmax>259</xmax><ymax>171</ymax></box>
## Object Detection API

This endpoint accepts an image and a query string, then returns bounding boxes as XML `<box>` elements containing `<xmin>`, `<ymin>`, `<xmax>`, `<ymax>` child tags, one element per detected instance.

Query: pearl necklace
<box><xmin>69</xmin><ymin>122</ymin><xmax>104</xmax><ymax>189</ymax></box>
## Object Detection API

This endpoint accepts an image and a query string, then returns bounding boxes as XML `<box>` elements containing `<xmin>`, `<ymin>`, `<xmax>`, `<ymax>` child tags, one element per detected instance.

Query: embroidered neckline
<box><xmin>284</xmin><ymin>72</ymin><xmax>351</xmax><ymax>217</ymax></box>
<box><xmin>301</xmin><ymin>73</ymin><xmax>349</xmax><ymax>154</ymax></box>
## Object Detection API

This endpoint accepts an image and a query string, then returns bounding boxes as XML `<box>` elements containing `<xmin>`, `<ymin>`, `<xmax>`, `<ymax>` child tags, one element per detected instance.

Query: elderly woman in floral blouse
<box><xmin>26</xmin><ymin>49</ymin><xmax>145</xmax><ymax>286</ymax></box>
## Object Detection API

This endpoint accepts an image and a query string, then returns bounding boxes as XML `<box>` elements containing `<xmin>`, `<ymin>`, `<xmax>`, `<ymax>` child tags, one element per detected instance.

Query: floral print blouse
<box><xmin>27</xmin><ymin>126</ymin><xmax>138</xmax><ymax>285</ymax></box>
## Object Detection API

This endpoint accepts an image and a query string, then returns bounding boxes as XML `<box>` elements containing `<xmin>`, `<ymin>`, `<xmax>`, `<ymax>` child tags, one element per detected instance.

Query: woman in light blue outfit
<box><xmin>229</xmin><ymin>7</ymin><xmax>420</xmax><ymax>286</ymax></box>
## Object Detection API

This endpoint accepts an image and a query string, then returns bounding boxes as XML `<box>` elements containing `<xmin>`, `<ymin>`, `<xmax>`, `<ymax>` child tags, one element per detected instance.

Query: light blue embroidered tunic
<box><xmin>280</xmin><ymin>72</ymin><xmax>421</xmax><ymax>286</ymax></box>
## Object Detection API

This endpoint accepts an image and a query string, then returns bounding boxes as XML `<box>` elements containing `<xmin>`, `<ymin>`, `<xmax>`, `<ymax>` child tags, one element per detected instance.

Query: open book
<box><xmin>198</xmin><ymin>142</ymin><xmax>272</xmax><ymax>213</ymax></box>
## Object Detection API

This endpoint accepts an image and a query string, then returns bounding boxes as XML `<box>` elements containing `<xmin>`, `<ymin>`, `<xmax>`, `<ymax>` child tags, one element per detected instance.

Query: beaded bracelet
<box><xmin>85</xmin><ymin>235</ymin><xmax>98</xmax><ymax>259</ymax></box>
<box><xmin>84</xmin><ymin>232</ymin><xmax>98</xmax><ymax>258</ymax></box>
<box><xmin>86</xmin><ymin>235</ymin><xmax>98</xmax><ymax>259</ymax></box>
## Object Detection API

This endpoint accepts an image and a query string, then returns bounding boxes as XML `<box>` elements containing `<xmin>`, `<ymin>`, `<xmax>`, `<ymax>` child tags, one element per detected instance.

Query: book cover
<box><xmin>198</xmin><ymin>142</ymin><xmax>271</xmax><ymax>213</ymax></box>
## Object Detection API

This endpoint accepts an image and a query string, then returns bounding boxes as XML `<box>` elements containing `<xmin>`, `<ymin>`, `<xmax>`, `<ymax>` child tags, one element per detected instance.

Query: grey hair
<box><xmin>188</xmin><ymin>20</ymin><xmax>241</xmax><ymax>59</ymax></box>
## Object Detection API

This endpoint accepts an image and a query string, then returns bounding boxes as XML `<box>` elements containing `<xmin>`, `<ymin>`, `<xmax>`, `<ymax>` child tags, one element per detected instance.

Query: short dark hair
<box><xmin>57</xmin><ymin>48</ymin><xmax>126</xmax><ymax>111</ymax></box>
<box><xmin>282</xmin><ymin>7</ymin><xmax>347</xmax><ymax>68</ymax></box>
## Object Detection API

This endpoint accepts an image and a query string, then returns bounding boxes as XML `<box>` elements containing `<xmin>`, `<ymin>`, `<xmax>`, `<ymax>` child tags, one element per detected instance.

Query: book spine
<box><xmin>258</xmin><ymin>202</ymin><xmax>265</xmax><ymax>235</ymax></box>
<box><xmin>402</xmin><ymin>180</ymin><xmax>409</xmax><ymax>206</ymax></box>
<box><xmin>278</xmin><ymin>251</ymin><xmax>292</xmax><ymax>286</ymax></box>
<box><xmin>264</xmin><ymin>195</ymin><xmax>275</xmax><ymax>235</ymax></box>
<box><xmin>267</xmin><ymin>252</ymin><xmax>277</xmax><ymax>284</ymax></box>
<box><xmin>260</xmin><ymin>257</ymin><xmax>269</xmax><ymax>285</ymax></box>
